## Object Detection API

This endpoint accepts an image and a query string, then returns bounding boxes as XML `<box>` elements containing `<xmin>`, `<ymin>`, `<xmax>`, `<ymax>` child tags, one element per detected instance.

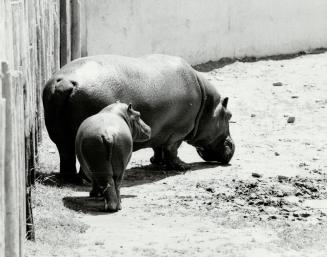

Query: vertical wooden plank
<box><xmin>80</xmin><ymin>0</ymin><xmax>87</xmax><ymax>57</ymax></box>
<box><xmin>60</xmin><ymin>0</ymin><xmax>71</xmax><ymax>66</ymax></box>
<box><xmin>11</xmin><ymin>2</ymin><xmax>26</xmax><ymax>256</ymax></box>
<box><xmin>2</xmin><ymin>61</ymin><xmax>20</xmax><ymax>257</ymax></box>
<box><xmin>0</xmin><ymin>99</ymin><xmax>6</xmax><ymax>257</ymax></box>
<box><xmin>53</xmin><ymin>0</ymin><xmax>60</xmax><ymax>71</ymax></box>
<box><xmin>71</xmin><ymin>0</ymin><xmax>81</xmax><ymax>60</ymax></box>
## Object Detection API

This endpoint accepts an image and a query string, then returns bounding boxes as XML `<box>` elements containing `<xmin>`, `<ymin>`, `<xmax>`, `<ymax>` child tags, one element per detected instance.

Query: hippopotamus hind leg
<box><xmin>56</xmin><ymin>138</ymin><xmax>79</xmax><ymax>183</ymax></box>
<box><xmin>103</xmin><ymin>177</ymin><xmax>119</xmax><ymax>212</ymax></box>
<box><xmin>113</xmin><ymin>174</ymin><xmax>123</xmax><ymax>210</ymax></box>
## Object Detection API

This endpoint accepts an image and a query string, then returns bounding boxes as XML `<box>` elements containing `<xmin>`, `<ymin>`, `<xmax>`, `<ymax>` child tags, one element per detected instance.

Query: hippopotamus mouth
<box><xmin>196</xmin><ymin>136</ymin><xmax>235</xmax><ymax>164</ymax></box>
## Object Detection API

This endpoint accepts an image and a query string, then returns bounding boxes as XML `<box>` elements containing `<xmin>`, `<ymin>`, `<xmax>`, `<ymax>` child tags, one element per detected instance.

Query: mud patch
<box><xmin>194</xmin><ymin>175</ymin><xmax>327</xmax><ymax>222</ymax></box>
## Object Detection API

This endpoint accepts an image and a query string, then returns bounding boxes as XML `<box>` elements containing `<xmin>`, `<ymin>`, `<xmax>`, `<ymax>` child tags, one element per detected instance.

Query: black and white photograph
<box><xmin>1</xmin><ymin>0</ymin><xmax>327</xmax><ymax>256</ymax></box>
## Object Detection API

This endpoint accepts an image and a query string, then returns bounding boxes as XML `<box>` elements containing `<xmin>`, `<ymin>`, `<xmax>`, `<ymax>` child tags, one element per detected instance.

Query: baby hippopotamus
<box><xmin>75</xmin><ymin>102</ymin><xmax>151</xmax><ymax>212</ymax></box>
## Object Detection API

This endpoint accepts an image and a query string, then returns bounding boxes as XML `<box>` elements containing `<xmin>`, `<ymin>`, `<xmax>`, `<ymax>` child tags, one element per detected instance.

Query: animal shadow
<box><xmin>122</xmin><ymin>161</ymin><xmax>222</xmax><ymax>187</ymax></box>
<box><xmin>63</xmin><ymin>195</ymin><xmax>136</xmax><ymax>214</ymax></box>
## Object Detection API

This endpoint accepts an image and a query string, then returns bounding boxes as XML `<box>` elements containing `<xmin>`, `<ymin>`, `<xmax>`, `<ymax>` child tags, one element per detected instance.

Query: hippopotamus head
<box><xmin>194</xmin><ymin>97</ymin><xmax>235</xmax><ymax>164</ymax></box>
<box><xmin>126</xmin><ymin>103</ymin><xmax>151</xmax><ymax>142</ymax></box>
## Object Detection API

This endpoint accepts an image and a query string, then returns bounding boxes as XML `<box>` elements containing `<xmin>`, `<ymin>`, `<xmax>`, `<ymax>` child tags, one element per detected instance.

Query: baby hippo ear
<box><xmin>222</xmin><ymin>97</ymin><xmax>229</xmax><ymax>108</ymax></box>
<box><xmin>127</xmin><ymin>103</ymin><xmax>133</xmax><ymax>113</ymax></box>
<box><xmin>127</xmin><ymin>103</ymin><xmax>138</xmax><ymax>118</ymax></box>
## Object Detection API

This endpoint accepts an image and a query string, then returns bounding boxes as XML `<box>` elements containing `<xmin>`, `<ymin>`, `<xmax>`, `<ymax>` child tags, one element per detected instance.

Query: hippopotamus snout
<box><xmin>135</xmin><ymin>119</ymin><xmax>151</xmax><ymax>142</ymax></box>
<box><xmin>196</xmin><ymin>136</ymin><xmax>235</xmax><ymax>164</ymax></box>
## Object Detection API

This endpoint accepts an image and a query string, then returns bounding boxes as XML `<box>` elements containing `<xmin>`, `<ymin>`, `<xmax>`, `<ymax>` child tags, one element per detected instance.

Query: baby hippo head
<box><xmin>126</xmin><ymin>103</ymin><xmax>151</xmax><ymax>142</ymax></box>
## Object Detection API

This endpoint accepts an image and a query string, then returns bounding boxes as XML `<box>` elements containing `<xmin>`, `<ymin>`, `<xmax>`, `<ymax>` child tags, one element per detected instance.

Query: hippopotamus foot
<box><xmin>165</xmin><ymin>157</ymin><xmax>190</xmax><ymax>171</ymax></box>
<box><xmin>161</xmin><ymin>142</ymin><xmax>190</xmax><ymax>171</ymax></box>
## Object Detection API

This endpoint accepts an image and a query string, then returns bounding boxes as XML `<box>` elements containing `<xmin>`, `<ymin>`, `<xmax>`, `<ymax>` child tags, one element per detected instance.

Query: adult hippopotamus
<box><xmin>75</xmin><ymin>102</ymin><xmax>151</xmax><ymax>211</ymax></box>
<box><xmin>42</xmin><ymin>54</ymin><xmax>235</xmax><ymax>182</ymax></box>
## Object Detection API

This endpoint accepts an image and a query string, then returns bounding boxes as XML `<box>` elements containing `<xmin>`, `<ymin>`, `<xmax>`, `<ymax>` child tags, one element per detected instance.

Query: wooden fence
<box><xmin>0</xmin><ymin>0</ymin><xmax>61</xmax><ymax>256</ymax></box>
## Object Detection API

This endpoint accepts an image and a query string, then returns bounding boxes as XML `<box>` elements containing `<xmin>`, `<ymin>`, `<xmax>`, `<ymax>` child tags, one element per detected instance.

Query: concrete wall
<box><xmin>81</xmin><ymin>0</ymin><xmax>327</xmax><ymax>65</ymax></box>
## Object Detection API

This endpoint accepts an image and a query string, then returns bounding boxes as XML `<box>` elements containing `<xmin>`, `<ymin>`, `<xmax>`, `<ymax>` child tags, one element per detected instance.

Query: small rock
<box><xmin>295</xmin><ymin>191</ymin><xmax>303</xmax><ymax>197</ymax></box>
<box><xmin>234</xmin><ymin>199</ymin><xmax>246</xmax><ymax>206</ymax></box>
<box><xmin>287</xmin><ymin>116</ymin><xmax>295</xmax><ymax>123</ymax></box>
<box><xmin>269</xmin><ymin>215</ymin><xmax>277</xmax><ymax>220</ymax></box>
<box><xmin>301</xmin><ymin>213</ymin><xmax>310</xmax><ymax>218</ymax></box>
<box><xmin>48</xmin><ymin>148</ymin><xmax>56</xmax><ymax>153</ymax></box>
<box><xmin>277</xmin><ymin>191</ymin><xmax>285</xmax><ymax>197</ymax></box>
<box><xmin>274</xmin><ymin>152</ymin><xmax>280</xmax><ymax>156</ymax></box>
<box><xmin>251</xmin><ymin>114</ymin><xmax>256</xmax><ymax>117</ymax></box>
<box><xmin>252</xmin><ymin>172</ymin><xmax>262</xmax><ymax>178</ymax></box>
<box><xmin>277</xmin><ymin>175</ymin><xmax>289</xmax><ymax>182</ymax></box>
<box><xmin>205</xmin><ymin>187</ymin><xmax>215</xmax><ymax>193</ymax></box>
<box><xmin>293</xmin><ymin>213</ymin><xmax>299</xmax><ymax>217</ymax></box>
<box><xmin>291</xmin><ymin>95</ymin><xmax>299</xmax><ymax>99</ymax></box>
<box><xmin>273</xmin><ymin>82</ymin><xmax>283</xmax><ymax>87</ymax></box>
<box><xmin>250</xmin><ymin>193</ymin><xmax>257</xmax><ymax>199</ymax></box>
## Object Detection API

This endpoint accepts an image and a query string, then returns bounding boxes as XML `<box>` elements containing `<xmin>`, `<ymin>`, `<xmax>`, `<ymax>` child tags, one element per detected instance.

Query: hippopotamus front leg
<box><xmin>89</xmin><ymin>182</ymin><xmax>103</xmax><ymax>197</ymax></box>
<box><xmin>150</xmin><ymin>147</ymin><xmax>165</xmax><ymax>165</ymax></box>
<box><xmin>151</xmin><ymin>142</ymin><xmax>190</xmax><ymax>171</ymax></box>
<box><xmin>163</xmin><ymin>141</ymin><xmax>190</xmax><ymax>171</ymax></box>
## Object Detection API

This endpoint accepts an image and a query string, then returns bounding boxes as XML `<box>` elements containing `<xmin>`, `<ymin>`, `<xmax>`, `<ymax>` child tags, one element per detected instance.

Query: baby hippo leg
<box><xmin>103</xmin><ymin>177</ymin><xmax>119</xmax><ymax>212</ymax></box>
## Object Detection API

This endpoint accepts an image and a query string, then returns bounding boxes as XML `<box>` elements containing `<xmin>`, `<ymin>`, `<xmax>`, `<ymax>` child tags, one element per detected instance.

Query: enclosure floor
<box><xmin>27</xmin><ymin>52</ymin><xmax>327</xmax><ymax>257</ymax></box>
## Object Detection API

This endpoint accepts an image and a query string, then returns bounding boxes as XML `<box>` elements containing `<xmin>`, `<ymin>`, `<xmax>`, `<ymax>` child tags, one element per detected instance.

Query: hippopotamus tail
<box><xmin>101</xmin><ymin>134</ymin><xmax>114</xmax><ymax>161</ymax></box>
<box><xmin>42</xmin><ymin>78</ymin><xmax>77</xmax><ymax>139</ymax></box>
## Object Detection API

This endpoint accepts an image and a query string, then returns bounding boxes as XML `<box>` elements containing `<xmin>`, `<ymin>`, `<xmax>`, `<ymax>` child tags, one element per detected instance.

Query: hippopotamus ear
<box><xmin>222</xmin><ymin>97</ymin><xmax>229</xmax><ymax>108</ymax></box>
<box><xmin>128</xmin><ymin>103</ymin><xmax>132</xmax><ymax>111</ymax></box>
<box><xmin>127</xmin><ymin>103</ymin><xmax>140</xmax><ymax>120</ymax></box>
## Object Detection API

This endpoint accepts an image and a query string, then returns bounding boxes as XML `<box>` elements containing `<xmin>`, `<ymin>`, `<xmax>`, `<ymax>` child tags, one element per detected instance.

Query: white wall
<box><xmin>81</xmin><ymin>0</ymin><xmax>327</xmax><ymax>65</ymax></box>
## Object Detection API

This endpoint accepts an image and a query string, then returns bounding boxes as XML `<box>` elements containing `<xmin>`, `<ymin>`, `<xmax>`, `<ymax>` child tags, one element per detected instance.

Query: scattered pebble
<box><xmin>252</xmin><ymin>172</ymin><xmax>262</xmax><ymax>178</ymax></box>
<box><xmin>273</xmin><ymin>82</ymin><xmax>283</xmax><ymax>87</ymax></box>
<box><xmin>301</xmin><ymin>213</ymin><xmax>311</xmax><ymax>218</ymax></box>
<box><xmin>94</xmin><ymin>241</ymin><xmax>104</xmax><ymax>246</ymax></box>
<box><xmin>287</xmin><ymin>116</ymin><xmax>295</xmax><ymax>123</ymax></box>
<box><xmin>205</xmin><ymin>187</ymin><xmax>215</xmax><ymax>193</ymax></box>
<box><xmin>277</xmin><ymin>175</ymin><xmax>289</xmax><ymax>182</ymax></box>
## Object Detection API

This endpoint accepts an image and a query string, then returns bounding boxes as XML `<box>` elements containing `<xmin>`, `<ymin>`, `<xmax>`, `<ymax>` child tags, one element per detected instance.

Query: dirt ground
<box><xmin>26</xmin><ymin>52</ymin><xmax>327</xmax><ymax>257</ymax></box>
